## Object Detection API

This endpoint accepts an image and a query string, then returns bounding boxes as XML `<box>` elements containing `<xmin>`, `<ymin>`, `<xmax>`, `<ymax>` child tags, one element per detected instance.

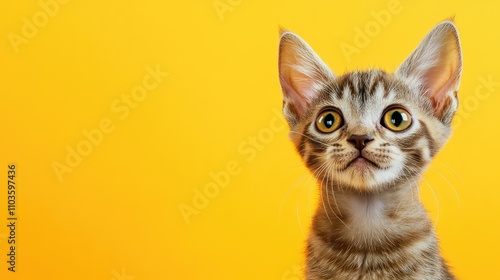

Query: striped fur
<box><xmin>278</xmin><ymin>21</ymin><xmax>462</xmax><ymax>279</ymax></box>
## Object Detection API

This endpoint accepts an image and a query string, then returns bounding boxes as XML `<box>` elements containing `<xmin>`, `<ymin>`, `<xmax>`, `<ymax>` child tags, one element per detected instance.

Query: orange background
<box><xmin>0</xmin><ymin>0</ymin><xmax>499</xmax><ymax>279</ymax></box>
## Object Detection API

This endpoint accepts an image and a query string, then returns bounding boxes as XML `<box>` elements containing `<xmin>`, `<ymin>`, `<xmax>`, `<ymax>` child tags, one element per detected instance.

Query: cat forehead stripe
<box><xmin>319</xmin><ymin>71</ymin><xmax>394</xmax><ymax>105</ymax></box>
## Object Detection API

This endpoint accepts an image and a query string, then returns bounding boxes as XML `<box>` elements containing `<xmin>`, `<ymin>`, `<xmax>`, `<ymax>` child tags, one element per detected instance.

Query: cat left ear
<box><xmin>279</xmin><ymin>31</ymin><xmax>335</xmax><ymax>127</ymax></box>
<box><xmin>396</xmin><ymin>20</ymin><xmax>462</xmax><ymax>124</ymax></box>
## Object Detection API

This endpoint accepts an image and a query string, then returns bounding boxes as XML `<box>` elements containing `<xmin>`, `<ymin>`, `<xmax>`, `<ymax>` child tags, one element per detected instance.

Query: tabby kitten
<box><xmin>278</xmin><ymin>21</ymin><xmax>462</xmax><ymax>280</ymax></box>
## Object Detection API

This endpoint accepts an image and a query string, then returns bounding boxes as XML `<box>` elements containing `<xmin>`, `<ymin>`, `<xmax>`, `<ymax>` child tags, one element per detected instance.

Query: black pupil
<box><xmin>324</xmin><ymin>113</ymin><xmax>335</xmax><ymax>128</ymax></box>
<box><xmin>391</xmin><ymin>111</ymin><xmax>404</xmax><ymax>127</ymax></box>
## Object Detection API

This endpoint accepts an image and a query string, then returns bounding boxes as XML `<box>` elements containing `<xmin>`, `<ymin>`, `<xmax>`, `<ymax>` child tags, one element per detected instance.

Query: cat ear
<box><xmin>279</xmin><ymin>31</ymin><xmax>335</xmax><ymax>126</ymax></box>
<box><xmin>396</xmin><ymin>20</ymin><xmax>462</xmax><ymax>123</ymax></box>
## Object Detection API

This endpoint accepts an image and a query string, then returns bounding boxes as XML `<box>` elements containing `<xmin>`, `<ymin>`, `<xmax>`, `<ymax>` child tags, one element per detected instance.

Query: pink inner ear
<box><xmin>280</xmin><ymin>77</ymin><xmax>307</xmax><ymax>117</ymax></box>
<box><xmin>422</xmin><ymin>26</ymin><xmax>461</xmax><ymax>117</ymax></box>
<box><xmin>422</xmin><ymin>44</ymin><xmax>461</xmax><ymax>118</ymax></box>
<box><xmin>284</xmin><ymin>70</ymin><xmax>318</xmax><ymax>116</ymax></box>
<box><xmin>423</xmin><ymin>70</ymin><xmax>457</xmax><ymax>117</ymax></box>
<box><xmin>281</xmin><ymin>70</ymin><xmax>314</xmax><ymax>116</ymax></box>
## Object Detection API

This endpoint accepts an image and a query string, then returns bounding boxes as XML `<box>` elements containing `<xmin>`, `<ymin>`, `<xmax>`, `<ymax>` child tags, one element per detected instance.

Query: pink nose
<box><xmin>347</xmin><ymin>134</ymin><xmax>374</xmax><ymax>151</ymax></box>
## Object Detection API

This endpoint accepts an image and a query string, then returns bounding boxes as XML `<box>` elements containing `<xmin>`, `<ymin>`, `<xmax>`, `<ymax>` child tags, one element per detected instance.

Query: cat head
<box><xmin>278</xmin><ymin>21</ymin><xmax>462</xmax><ymax>191</ymax></box>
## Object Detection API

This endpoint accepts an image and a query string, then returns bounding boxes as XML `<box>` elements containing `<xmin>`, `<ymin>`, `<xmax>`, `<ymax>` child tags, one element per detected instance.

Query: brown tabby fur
<box><xmin>278</xmin><ymin>21</ymin><xmax>462</xmax><ymax>280</ymax></box>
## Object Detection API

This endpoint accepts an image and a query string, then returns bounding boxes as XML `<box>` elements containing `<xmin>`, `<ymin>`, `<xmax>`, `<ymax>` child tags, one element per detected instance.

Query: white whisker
<box><xmin>278</xmin><ymin>173</ymin><xmax>307</xmax><ymax>225</ymax></box>
<box><xmin>431</xmin><ymin>167</ymin><xmax>461</xmax><ymax>205</ymax></box>
<box><xmin>290</xmin><ymin>131</ymin><xmax>331</xmax><ymax>147</ymax></box>
<box><xmin>421</xmin><ymin>177</ymin><xmax>440</xmax><ymax>224</ymax></box>
<box><xmin>437</xmin><ymin>160</ymin><xmax>462</xmax><ymax>179</ymax></box>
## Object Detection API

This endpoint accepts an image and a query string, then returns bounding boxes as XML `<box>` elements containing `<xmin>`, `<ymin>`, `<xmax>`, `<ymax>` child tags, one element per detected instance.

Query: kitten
<box><xmin>278</xmin><ymin>20</ymin><xmax>461</xmax><ymax>280</ymax></box>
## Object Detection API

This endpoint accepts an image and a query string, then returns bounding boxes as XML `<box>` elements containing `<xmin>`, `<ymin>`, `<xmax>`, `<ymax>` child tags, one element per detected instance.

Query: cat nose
<box><xmin>347</xmin><ymin>134</ymin><xmax>374</xmax><ymax>151</ymax></box>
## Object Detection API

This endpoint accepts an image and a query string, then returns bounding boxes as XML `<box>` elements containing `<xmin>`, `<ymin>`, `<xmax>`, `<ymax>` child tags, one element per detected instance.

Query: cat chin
<box><xmin>344</xmin><ymin>157</ymin><xmax>379</xmax><ymax>170</ymax></box>
<box><xmin>335</xmin><ymin>165</ymin><xmax>403</xmax><ymax>191</ymax></box>
<box><xmin>335</xmin><ymin>168</ymin><xmax>377</xmax><ymax>190</ymax></box>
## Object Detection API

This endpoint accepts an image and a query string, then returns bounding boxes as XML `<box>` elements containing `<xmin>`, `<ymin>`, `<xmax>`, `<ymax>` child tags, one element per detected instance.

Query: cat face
<box><xmin>291</xmin><ymin>70</ymin><xmax>452</xmax><ymax>190</ymax></box>
<box><xmin>278</xmin><ymin>21</ymin><xmax>462</xmax><ymax>191</ymax></box>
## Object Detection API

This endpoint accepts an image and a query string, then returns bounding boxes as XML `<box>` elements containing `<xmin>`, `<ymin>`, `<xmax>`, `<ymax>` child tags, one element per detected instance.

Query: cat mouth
<box><xmin>344</xmin><ymin>156</ymin><xmax>380</xmax><ymax>170</ymax></box>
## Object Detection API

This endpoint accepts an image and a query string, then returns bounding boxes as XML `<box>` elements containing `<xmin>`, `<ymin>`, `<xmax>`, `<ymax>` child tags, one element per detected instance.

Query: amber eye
<box><xmin>316</xmin><ymin>110</ymin><xmax>343</xmax><ymax>133</ymax></box>
<box><xmin>382</xmin><ymin>107</ymin><xmax>412</xmax><ymax>131</ymax></box>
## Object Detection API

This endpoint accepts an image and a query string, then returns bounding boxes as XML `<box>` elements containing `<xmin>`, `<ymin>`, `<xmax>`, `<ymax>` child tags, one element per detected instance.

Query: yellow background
<box><xmin>0</xmin><ymin>0</ymin><xmax>499</xmax><ymax>279</ymax></box>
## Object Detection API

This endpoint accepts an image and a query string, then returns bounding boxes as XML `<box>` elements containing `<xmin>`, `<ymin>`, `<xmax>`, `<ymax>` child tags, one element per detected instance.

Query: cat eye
<box><xmin>382</xmin><ymin>107</ymin><xmax>412</xmax><ymax>131</ymax></box>
<box><xmin>316</xmin><ymin>109</ymin><xmax>343</xmax><ymax>133</ymax></box>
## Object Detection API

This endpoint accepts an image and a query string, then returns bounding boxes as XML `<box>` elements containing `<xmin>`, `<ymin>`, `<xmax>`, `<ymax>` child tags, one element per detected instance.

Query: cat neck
<box><xmin>313</xmin><ymin>180</ymin><xmax>434</xmax><ymax>247</ymax></box>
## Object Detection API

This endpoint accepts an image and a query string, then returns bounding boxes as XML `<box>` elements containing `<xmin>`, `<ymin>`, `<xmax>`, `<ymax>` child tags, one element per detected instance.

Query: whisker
<box><xmin>400</xmin><ymin>163</ymin><xmax>422</xmax><ymax>205</ymax></box>
<box><xmin>395</xmin><ymin>167</ymin><xmax>418</xmax><ymax>213</ymax></box>
<box><xmin>296</xmin><ymin>175</ymin><xmax>312</xmax><ymax>236</ymax></box>
<box><xmin>431</xmin><ymin>168</ymin><xmax>461</xmax><ymax>205</ymax></box>
<box><xmin>307</xmin><ymin>176</ymin><xmax>315</xmax><ymax>219</ymax></box>
<box><xmin>421</xmin><ymin>177</ymin><xmax>440</xmax><ymax>224</ymax></box>
<box><xmin>297</xmin><ymin>160</ymin><xmax>331</xmax><ymax>234</ymax></box>
<box><xmin>394</xmin><ymin>166</ymin><xmax>419</xmax><ymax>214</ymax></box>
<box><xmin>403</xmin><ymin>159</ymin><xmax>441</xmax><ymax>223</ymax></box>
<box><xmin>317</xmin><ymin>158</ymin><xmax>350</xmax><ymax>229</ymax></box>
<box><xmin>290</xmin><ymin>131</ymin><xmax>331</xmax><ymax>147</ymax></box>
<box><xmin>329</xmin><ymin>164</ymin><xmax>350</xmax><ymax>230</ymax></box>
<box><xmin>328</xmin><ymin>161</ymin><xmax>344</xmax><ymax>217</ymax></box>
<box><xmin>324</xmin><ymin>161</ymin><xmax>335</xmax><ymax>220</ymax></box>
<box><xmin>296</xmin><ymin>204</ymin><xmax>306</xmax><ymax>236</ymax></box>
<box><xmin>315</xmin><ymin>161</ymin><xmax>334</xmax><ymax>226</ymax></box>
<box><xmin>286</xmin><ymin>163</ymin><xmax>310</xmax><ymax>170</ymax></box>
<box><xmin>278</xmin><ymin>173</ymin><xmax>307</xmax><ymax>225</ymax></box>
<box><xmin>436</xmin><ymin>160</ymin><xmax>462</xmax><ymax>179</ymax></box>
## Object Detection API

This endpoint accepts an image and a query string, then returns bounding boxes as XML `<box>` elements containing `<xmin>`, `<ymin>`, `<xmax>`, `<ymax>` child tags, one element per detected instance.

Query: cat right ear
<box><xmin>278</xmin><ymin>31</ymin><xmax>335</xmax><ymax>127</ymax></box>
<box><xmin>396</xmin><ymin>20</ymin><xmax>462</xmax><ymax>124</ymax></box>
